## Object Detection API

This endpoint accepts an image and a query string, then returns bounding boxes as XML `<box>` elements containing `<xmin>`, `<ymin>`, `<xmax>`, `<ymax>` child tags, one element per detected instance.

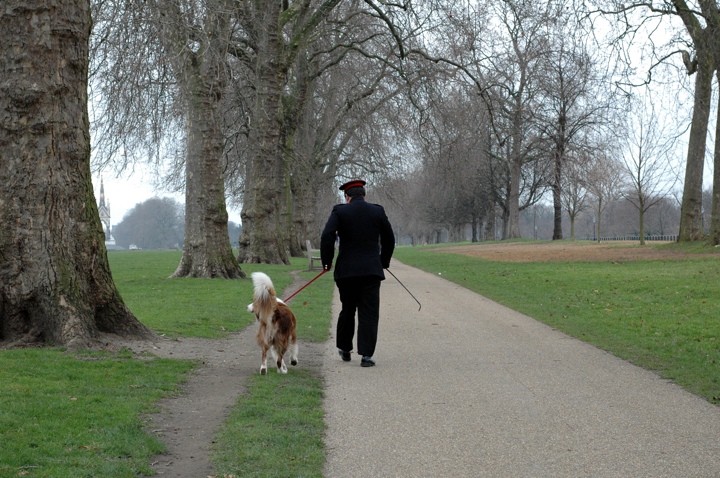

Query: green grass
<box><xmin>211</xmin><ymin>370</ymin><xmax>326</xmax><ymax>478</ymax></box>
<box><xmin>0</xmin><ymin>348</ymin><xmax>194</xmax><ymax>477</ymax></box>
<box><xmin>108</xmin><ymin>251</ymin><xmax>333</xmax><ymax>341</ymax></box>
<box><xmin>394</xmin><ymin>243</ymin><xmax>720</xmax><ymax>404</ymax></box>
<box><xmin>109</xmin><ymin>251</ymin><xmax>296</xmax><ymax>338</ymax></box>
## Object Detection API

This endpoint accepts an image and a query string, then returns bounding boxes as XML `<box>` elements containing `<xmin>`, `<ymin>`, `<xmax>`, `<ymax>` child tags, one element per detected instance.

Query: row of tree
<box><xmin>2</xmin><ymin>0</ymin><xmax>719</xmax><ymax>346</ymax></box>
<box><xmin>90</xmin><ymin>0</ymin><xmax>720</xmax><ymax>271</ymax></box>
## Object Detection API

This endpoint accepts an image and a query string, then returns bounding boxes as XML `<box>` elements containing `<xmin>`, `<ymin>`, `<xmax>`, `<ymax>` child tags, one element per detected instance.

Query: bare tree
<box><xmin>232</xmin><ymin>0</ymin><xmax>423</xmax><ymax>263</ymax></box>
<box><xmin>91</xmin><ymin>0</ymin><xmax>244</xmax><ymax>278</ymax></box>
<box><xmin>620</xmin><ymin>93</ymin><xmax>678</xmax><ymax>244</ymax></box>
<box><xmin>671</xmin><ymin>0</ymin><xmax>715</xmax><ymax>242</ymax></box>
<box><xmin>401</xmin><ymin>69</ymin><xmax>498</xmax><ymax>241</ymax></box>
<box><xmin>481</xmin><ymin>0</ymin><xmax>552</xmax><ymax>238</ymax></box>
<box><xmin>280</xmin><ymin>9</ymin><xmax>413</xmax><ymax>255</ymax></box>
<box><xmin>537</xmin><ymin>4</ymin><xmax>614</xmax><ymax>240</ymax></box>
<box><xmin>587</xmin><ymin>0</ymin><xmax>717</xmax><ymax>242</ymax></box>
<box><xmin>561</xmin><ymin>151</ymin><xmax>592</xmax><ymax>240</ymax></box>
<box><xmin>151</xmin><ymin>0</ymin><xmax>244</xmax><ymax>278</ymax></box>
<box><xmin>1</xmin><ymin>0</ymin><xmax>151</xmax><ymax>348</ymax></box>
<box><xmin>586</xmin><ymin>151</ymin><xmax>626</xmax><ymax>242</ymax></box>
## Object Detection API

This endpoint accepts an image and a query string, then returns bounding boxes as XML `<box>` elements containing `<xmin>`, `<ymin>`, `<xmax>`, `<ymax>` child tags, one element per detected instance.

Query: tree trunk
<box><xmin>596</xmin><ymin>199</ymin><xmax>603</xmax><ymax>243</ymax></box>
<box><xmin>0</xmin><ymin>0</ymin><xmax>152</xmax><ymax>348</ymax></box>
<box><xmin>171</xmin><ymin>79</ymin><xmax>245</xmax><ymax>278</ymax></box>
<box><xmin>507</xmin><ymin>158</ymin><xmax>522</xmax><ymax>239</ymax></box>
<box><xmin>678</xmin><ymin>55</ymin><xmax>712</xmax><ymax>242</ymax></box>
<box><xmin>639</xmin><ymin>200</ymin><xmax>646</xmax><ymax>246</ymax></box>
<box><xmin>552</xmin><ymin>146</ymin><xmax>564</xmax><ymax>240</ymax></box>
<box><xmin>162</xmin><ymin>3</ymin><xmax>244</xmax><ymax>279</ymax></box>
<box><xmin>237</xmin><ymin>2</ymin><xmax>289</xmax><ymax>264</ymax></box>
<box><xmin>709</xmin><ymin>70</ymin><xmax>720</xmax><ymax>245</ymax></box>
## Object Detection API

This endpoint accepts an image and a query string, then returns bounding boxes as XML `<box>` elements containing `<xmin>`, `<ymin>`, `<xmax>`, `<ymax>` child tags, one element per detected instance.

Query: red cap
<box><xmin>339</xmin><ymin>179</ymin><xmax>366</xmax><ymax>191</ymax></box>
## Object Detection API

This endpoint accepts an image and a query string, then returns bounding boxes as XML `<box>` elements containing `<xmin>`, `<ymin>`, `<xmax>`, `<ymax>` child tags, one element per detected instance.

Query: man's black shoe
<box><xmin>361</xmin><ymin>356</ymin><xmax>375</xmax><ymax>367</ymax></box>
<box><xmin>338</xmin><ymin>349</ymin><xmax>351</xmax><ymax>362</ymax></box>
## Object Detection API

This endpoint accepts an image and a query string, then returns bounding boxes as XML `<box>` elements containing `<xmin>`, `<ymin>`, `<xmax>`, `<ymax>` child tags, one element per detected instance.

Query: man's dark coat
<box><xmin>320</xmin><ymin>197</ymin><xmax>395</xmax><ymax>280</ymax></box>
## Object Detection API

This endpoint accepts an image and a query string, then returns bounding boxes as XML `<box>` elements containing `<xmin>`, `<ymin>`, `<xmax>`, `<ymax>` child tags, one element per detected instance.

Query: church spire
<box><xmin>99</xmin><ymin>177</ymin><xmax>107</xmax><ymax>208</ymax></box>
<box><xmin>97</xmin><ymin>177</ymin><xmax>111</xmax><ymax>237</ymax></box>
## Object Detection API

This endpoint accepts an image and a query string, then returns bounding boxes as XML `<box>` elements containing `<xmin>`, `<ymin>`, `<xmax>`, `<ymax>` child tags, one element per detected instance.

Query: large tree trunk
<box><xmin>171</xmin><ymin>79</ymin><xmax>245</xmax><ymax>278</ymax></box>
<box><xmin>709</xmin><ymin>70</ymin><xmax>720</xmax><ymax>245</ymax></box>
<box><xmin>237</xmin><ymin>2</ymin><xmax>289</xmax><ymax>264</ymax></box>
<box><xmin>0</xmin><ymin>0</ymin><xmax>152</xmax><ymax>348</ymax></box>
<box><xmin>160</xmin><ymin>2</ymin><xmax>244</xmax><ymax>279</ymax></box>
<box><xmin>678</xmin><ymin>55</ymin><xmax>712</xmax><ymax>242</ymax></box>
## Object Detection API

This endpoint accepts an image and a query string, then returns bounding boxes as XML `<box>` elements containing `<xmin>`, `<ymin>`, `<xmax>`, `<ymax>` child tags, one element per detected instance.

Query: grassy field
<box><xmin>3</xmin><ymin>243</ymin><xmax>720</xmax><ymax>477</ymax></box>
<box><xmin>0</xmin><ymin>348</ymin><xmax>194</xmax><ymax>477</ymax></box>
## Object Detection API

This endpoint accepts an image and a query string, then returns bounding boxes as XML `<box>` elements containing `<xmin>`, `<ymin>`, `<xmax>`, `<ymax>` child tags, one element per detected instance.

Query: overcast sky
<box><xmin>91</xmin><ymin>172</ymin><xmax>243</xmax><ymax>228</ymax></box>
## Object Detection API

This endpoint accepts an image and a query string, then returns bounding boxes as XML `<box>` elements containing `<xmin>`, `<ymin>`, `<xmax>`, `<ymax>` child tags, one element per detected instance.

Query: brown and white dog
<box><xmin>247</xmin><ymin>272</ymin><xmax>298</xmax><ymax>375</ymax></box>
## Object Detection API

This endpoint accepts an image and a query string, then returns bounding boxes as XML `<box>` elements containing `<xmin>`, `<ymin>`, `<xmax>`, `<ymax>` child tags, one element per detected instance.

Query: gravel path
<box><xmin>322</xmin><ymin>260</ymin><xmax>720</xmax><ymax>477</ymax></box>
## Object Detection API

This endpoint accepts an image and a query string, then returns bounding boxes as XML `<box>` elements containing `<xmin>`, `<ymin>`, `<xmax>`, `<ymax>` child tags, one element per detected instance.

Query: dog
<box><xmin>247</xmin><ymin>272</ymin><xmax>298</xmax><ymax>375</ymax></box>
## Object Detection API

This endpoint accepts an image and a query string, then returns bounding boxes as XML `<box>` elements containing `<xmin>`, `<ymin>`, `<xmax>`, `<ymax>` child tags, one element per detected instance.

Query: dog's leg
<box><xmin>275</xmin><ymin>347</ymin><xmax>288</xmax><ymax>374</ymax></box>
<box><xmin>290</xmin><ymin>341</ymin><xmax>298</xmax><ymax>366</ymax></box>
<box><xmin>260</xmin><ymin>346</ymin><xmax>268</xmax><ymax>375</ymax></box>
<box><xmin>270</xmin><ymin>346</ymin><xmax>287</xmax><ymax>374</ymax></box>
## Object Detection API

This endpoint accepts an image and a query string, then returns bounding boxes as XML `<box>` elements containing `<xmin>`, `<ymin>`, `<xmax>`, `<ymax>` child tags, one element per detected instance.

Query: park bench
<box><xmin>306</xmin><ymin>240</ymin><xmax>322</xmax><ymax>271</ymax></box>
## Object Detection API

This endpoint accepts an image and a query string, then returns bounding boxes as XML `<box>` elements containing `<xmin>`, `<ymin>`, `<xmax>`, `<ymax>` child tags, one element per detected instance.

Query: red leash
<box><xmin>282</xmin><ymin>269</ymin><xmax>329</xmax><ymax>302</ymax></box>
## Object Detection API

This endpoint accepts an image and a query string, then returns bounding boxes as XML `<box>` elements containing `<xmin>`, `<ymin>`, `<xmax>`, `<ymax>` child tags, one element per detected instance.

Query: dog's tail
<box><xmin>250</xmin><ymin>272</ymin><xmax>277</xmax><ymax>324</ymax></box>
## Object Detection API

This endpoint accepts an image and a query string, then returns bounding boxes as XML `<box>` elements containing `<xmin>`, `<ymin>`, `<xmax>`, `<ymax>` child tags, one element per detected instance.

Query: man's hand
<box><xmin>323</xmin><ymin>264</ymin><xmax>332</xmax><ymax>271</ymax></box>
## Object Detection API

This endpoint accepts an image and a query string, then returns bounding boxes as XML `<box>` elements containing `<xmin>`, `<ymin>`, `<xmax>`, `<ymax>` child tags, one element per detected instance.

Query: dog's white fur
<box><xmin>247</xmin><ymin>272</ymin><xmax>298</xmax><ymax>375</ymax></box>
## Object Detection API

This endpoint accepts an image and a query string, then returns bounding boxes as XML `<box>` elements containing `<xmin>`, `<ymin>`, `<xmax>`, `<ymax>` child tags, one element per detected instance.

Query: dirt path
<box><xmin>434</xmin><ymin>240</ymin><xmax>719</xmax><ymax>262</ymax></box>
<box><xmin>116</xmin><ymin>271</ymin><xmax>323</xmax><ymax>478</ymax></box>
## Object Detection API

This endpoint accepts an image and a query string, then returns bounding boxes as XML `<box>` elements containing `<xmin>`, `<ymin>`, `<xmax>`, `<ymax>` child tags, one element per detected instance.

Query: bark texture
<box><xmin>147</xmin><ymin>0</ymin><xmax>245</xmax><ymax>279</ymax></box>
<box><xmin>0</xmin><ymin>0</ymin><xmax>152</xmax><ymax>348</ymax></box>
<box><xmin>677</xmin><ymin>56</ymin><xmax>712</xmax><ymax>242</ymax></box>
<box><xmin>237</xmin><ymin>1</ymin><xmax>290</xmax><ymax>264</ymax></box>
<box><xmin>672</xmin><ymin>0</ymin><xmax>714</xmax><ymax>242</ymax></box>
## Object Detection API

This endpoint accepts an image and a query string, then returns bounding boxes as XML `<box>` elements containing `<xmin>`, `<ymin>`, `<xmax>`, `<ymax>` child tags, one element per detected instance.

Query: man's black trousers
<box><xmin>336</xmin><ymin>276</ymin><xmax>381</xmax><ymax>357</ymax></box>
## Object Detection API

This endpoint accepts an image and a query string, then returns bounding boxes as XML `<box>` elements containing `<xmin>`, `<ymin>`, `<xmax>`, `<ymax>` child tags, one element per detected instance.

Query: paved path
<box><xmin>322</xmin><ymin>261</ymin><xmax>720</xmax><ymax>477</ymax></box>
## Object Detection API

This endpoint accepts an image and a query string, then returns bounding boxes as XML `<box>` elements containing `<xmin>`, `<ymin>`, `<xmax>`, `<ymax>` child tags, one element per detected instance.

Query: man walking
<box><xmin>321</xmin><ymin>179</ymin><xmax>395</xmax><ymax>367</ymax></box>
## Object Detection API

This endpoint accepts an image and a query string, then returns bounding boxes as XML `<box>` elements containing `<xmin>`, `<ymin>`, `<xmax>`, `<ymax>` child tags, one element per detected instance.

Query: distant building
<box><xmin>97</xmin><ymin>178</ymin><xmax>118</xmax><ymax>249</ymax></box>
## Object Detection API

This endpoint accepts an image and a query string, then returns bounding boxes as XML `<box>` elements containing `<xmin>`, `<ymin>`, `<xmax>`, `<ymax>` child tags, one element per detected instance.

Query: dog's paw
<box><xmin>291</xmin><ymin>359</ymin><xmax>297</xmax><ymax>366</ymax></box>
<box><xmin>247</xmin><ymin>303</ymin><xmax>254</xmax><ymax>313</ymax></box>
<box><xmin>260</xmin><ymin>366</ymin><xmax>267</xmax><ymax>375</ymax></box>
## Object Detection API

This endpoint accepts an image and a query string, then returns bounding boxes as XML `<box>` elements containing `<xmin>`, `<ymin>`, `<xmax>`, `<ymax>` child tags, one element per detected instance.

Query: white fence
<box><xmin>580</xmin><ymin>235</ymin><xmax>677</xmax><ymax>242</ymax></box>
